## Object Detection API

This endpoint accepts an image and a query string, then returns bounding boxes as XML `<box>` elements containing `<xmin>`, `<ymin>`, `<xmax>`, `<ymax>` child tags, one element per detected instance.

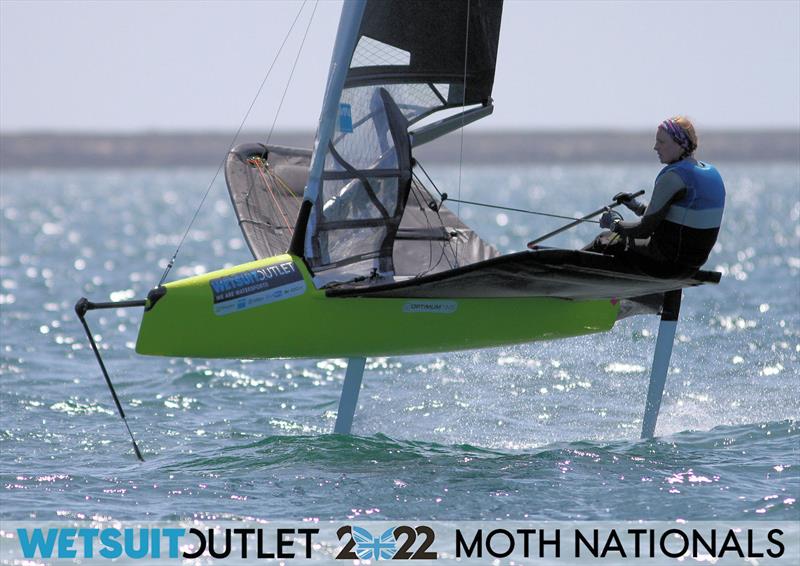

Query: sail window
<box><xmin>337</xmin><ymin>84</ymin><xmax>451</xmax><ymax>128</ymax></box>
<box><xmin>310</xmin><ymin>88</ymin><xmax>411</xmax><ymax>275</ymax></box>
<box><xmin>351</xmin><ymin>35</ymin><xmax>411</xmax><ymax>68</ymax></box>
<box><xmin>329</xmin><ymin>87</ymin><xmax>400</xmax><ymax>170</ymax></box>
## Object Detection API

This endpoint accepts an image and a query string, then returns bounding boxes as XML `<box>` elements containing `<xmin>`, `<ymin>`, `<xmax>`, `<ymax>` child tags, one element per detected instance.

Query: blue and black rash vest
<box><xmin>654</xmin><ymin>160</ymin><xmax>725</xmax><ymax>267</ymax></box>
<box><xmin>617</xmin><ymin>159</ymin><xmax>725</xmax><ymax>269</ymax></box>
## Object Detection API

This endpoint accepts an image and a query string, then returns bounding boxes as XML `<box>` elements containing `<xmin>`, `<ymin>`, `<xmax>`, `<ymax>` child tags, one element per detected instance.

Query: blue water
<box><xmin>0</xmin><ymin>162</ymin><xmax>798</xmax><ymax>522</ymax></box>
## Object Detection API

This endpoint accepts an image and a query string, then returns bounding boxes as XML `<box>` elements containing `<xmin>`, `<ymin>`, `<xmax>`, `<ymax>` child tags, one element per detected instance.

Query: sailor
<box><xmin>586</xmin><ymin>116</ymin><xmax>726</xmax><ymax>276</ymax></box>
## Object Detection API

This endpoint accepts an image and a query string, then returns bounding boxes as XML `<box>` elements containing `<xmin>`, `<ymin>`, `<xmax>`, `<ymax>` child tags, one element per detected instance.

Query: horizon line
<box><xmin>2</xmin><ymin>127</ymin><xmax>799</xmax><ymax>137</ymax></box>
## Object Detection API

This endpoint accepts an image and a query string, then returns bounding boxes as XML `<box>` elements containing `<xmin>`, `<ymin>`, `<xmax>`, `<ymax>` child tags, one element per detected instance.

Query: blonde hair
<box><xmin>671</xmin><ymin>115</ymin><xmax>698</xmax><ymax>154</ymax></box>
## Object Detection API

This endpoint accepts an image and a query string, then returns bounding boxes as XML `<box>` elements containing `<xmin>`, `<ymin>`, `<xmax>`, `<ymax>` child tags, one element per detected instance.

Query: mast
<box><xmin>303</xmin><ymin>0</ymin><xmax>367</xmax><ymax>213</ymax></box>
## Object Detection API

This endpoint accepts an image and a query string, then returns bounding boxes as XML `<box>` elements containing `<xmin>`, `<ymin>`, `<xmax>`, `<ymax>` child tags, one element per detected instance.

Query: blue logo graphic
<box><xmin>17</xmin><ymin>528</ymin><xmax>185</xmax><ymax>559</ymax></box>
<box><xmin>352</xmin><ymin>526</ymin><xmax>396</xmax><ymax>560</ymax></box>
<box><xmin>338</xmin><ymin>103</ymin><xmax>353</xmax><ymax>133</ymax></box>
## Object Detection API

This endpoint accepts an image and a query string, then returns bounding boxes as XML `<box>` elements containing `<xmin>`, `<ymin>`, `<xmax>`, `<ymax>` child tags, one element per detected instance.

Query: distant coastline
<box><xmin>1</xmin><ymin>130</ymin><xmax>798</xmax><ymax>169</ymax></box>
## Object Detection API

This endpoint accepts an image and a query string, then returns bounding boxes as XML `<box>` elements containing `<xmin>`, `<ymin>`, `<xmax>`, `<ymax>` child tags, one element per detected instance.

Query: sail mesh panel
<box><xmin>352</xmin><ymin>35</ymin><xmax>411</xmax><ymax>67</ymax></box>
<box><xmin>381</xmin><ymin>83</ymin><xmax>450</xmax><ymax>123</ymax></box>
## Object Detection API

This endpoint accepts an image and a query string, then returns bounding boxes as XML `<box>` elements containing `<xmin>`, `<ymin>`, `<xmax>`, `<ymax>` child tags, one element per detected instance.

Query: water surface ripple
<box><xmin>1</xmin><ymin>163</ymin><xmax>797</xmax><ymax>521</ymax></box>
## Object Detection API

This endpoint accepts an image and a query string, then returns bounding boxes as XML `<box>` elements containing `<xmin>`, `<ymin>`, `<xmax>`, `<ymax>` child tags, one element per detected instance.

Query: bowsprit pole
<box><xmin>526</xmin><ymin>190</ymin><xmax>645</xmax><ymax>249</ymax></box>
<box><xmin>75</xmin><ymin>297</ymin><xmax>146</xmax><ymax>462</ymax></box>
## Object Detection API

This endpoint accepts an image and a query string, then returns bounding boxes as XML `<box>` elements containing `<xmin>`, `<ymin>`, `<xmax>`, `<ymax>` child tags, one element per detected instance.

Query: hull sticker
<box><xmin>210</xmin><ymin>261</ymin><xmax>305</xmax><ymax>316</ymax></box>
<box><xmin>402</xmin><ymin>300</ymin><xmax>458</xmax><ymax>314</ymax></box>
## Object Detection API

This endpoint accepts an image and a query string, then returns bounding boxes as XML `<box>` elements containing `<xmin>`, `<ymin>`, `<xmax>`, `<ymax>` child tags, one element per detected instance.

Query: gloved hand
<box><xmin>599</xmin><ymin>209</ymin><xmax>621</xmax><ymax>230</ymax></box>
<box><xmin>613</xmin><ymin>192</ymin><xmax>646</xmax><ymax>216</ymax></box>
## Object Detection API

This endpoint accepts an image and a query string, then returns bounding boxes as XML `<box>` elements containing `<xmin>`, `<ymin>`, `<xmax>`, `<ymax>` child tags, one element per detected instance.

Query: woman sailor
<box><xmin>588</xmin><ymin>116</ymin><xmax>726</xmax><ymax>276</ymax></box>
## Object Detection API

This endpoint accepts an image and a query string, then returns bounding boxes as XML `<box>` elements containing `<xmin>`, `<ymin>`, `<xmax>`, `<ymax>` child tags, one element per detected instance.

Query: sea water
<box><xmin>0</xmin><ymin>162</ymin><xmax>797</xmax><ymax>524</ymax></box>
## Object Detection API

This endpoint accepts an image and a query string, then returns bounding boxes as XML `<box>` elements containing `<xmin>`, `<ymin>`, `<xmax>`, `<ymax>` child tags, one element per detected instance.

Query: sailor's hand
<box><xmin>614</xmin><ymin>192</ymin><xmax>647</xmax><ymax>216</ymax></box>
<box><xmin>599</xmin><ymin>210</ymin><xmax>616</xmax><ymax>229</ymax></box>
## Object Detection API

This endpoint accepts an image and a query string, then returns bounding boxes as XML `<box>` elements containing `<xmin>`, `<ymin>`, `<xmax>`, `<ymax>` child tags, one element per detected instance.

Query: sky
<box><xmin>1</xmin><ymin>0</ymin><xmax>799</xmax><ymax>133</ymax></box>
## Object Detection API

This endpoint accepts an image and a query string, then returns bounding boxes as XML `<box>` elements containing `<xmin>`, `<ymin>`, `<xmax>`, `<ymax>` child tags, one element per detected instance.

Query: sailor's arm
<box><xmin>612</xmin><ymin>171</ymin><xmax>686</xmax><ymax>238</ymax></box>
<box><xmin>614</xmin><ymin>192</ymin><xmax>647</xmax><ymax>216</ymax></box>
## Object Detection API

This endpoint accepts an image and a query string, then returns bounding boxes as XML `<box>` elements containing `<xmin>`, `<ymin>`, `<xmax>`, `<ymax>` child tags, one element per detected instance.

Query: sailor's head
<box><xmin>654</xmin><ymin>116</ymin><xmax>698</xmax><ymax>164</ymax></box>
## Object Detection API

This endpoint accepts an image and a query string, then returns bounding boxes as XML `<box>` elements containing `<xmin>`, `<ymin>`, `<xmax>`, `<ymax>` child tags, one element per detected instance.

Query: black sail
<box><xmin>350</xmin><ymin>0</ymin><xmax>503</xmax><ymax>109</ymax></box>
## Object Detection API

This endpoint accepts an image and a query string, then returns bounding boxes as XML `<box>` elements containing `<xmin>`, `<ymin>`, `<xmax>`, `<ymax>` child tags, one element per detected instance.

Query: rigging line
<box><xmin>266</xmin><ymin>174</ymin><xmax>294</xmax><ymax>236</ymax></box>
<box><xmin>407</xmin><ymin>182</ymin><xmax>434</xmax><ymax>272</ymax></box>
<box><xmin>417</xmin><ymin>234</ymin><xmax>450</xmax><ymax>278</ymax></box>
<box><xmin>418</xmin><ymin>214</ymin><xmax>455</xmax><ymax>276</ymax></box>
<box><xmin>443</xmin><ymin>198</ymin><xmax>601</xmax><ymax>224</ymax></box>
<box><xmin>411</xmin><ymin>171</ymin><xmax>459</xmax><ymax>268</ymax></box>
<box><xmin>410</xmin><ymin>169</ymin><xmax>461</xmax><ymax>269</ymax></box>
<box><xmin>265</xmin><ymin>0</ymin><xmax>319</xmax><ymax>146</ymax></box>
<box><xmin>156</xmin><ymin>0</ymin><xmax>309</xmax><ymax>287</ymax></box>
<box><xmin>411</xmin><ymin>170</ymin><xmax>438</xmax><ymax>207</ymax></box>
<box><xmin>408</xmin><ymin>182</ymin><xmax>444</xmax><ymax>274</ymax></box>
<box><xmin>254</xmin><ymin>162</ymin><xmax>293</xmax><ymax>235</ymax></box>
<box><xmin>455</xmin><ymin>0</ymin><xmax>471</xmax><ymax>267</ymax></box>
<box><xmin>414</xmin><ymin>159</ymin><xmax>444</xmax><ymax>198</ymax></box>
<box><xmin>263</xmin><ymin>165</ymin><xmax>297</xmax><ymax>235</ymax></box>
<box><xmin>410</xmin><ymin>172</ymin><xmax>458</xmax><ymax>271</ymax></box>
<box><xmin>414</xmin><ymin>159</ymin><xmax>599</xmax><ymax>224</ymax></box>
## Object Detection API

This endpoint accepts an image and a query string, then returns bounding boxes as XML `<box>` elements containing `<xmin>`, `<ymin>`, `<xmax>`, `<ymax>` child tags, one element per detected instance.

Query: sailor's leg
<box><xmin>641</xmin><ymin>290</ymin><xmax>682</xmax><ymax>439</ymax></box>
<box><xmin>583</xmin><ymin>231</ymin><xmax>626</xmax><ymax>253</ymax></box>
<box><xmin>334</xmin><ymin>357</ymin><xmax>366</xmax><ymax>434</ymax></box>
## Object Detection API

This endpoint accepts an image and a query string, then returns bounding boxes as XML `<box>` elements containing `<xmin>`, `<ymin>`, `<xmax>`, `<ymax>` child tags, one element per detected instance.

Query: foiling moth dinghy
<box><xmin>75</xmin><ymin>0</ymin><xmax>721</xmax><ymax>459</ymax></box>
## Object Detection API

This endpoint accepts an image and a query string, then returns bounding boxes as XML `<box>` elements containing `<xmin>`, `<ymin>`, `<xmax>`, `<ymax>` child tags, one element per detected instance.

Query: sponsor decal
<box><xmin>209</xmin><ymin>261</ymin><xmax>305</xmax><ymax>316</ymax></box>
<box><xmin>338</xmin><ymin>103</ymin><xmax>353</xmax><ymax>133</ymax></box>
<box><xmin>14</xmin><ymin>527</ymin><xmax>317</xmax><ymax>560</ymax></box>
<box><xmin>9</xmin><ymin>522</ymin><xmax>795</xmax><ymax>562</ymax></box>
<box><xmin>402</xmin><ymin>301</ymin><xmax>458</xmax><ymax>314</ymax></box>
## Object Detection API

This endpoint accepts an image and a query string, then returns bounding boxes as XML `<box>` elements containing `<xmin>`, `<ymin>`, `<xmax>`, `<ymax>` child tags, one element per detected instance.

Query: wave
<box><xmin>161</xmin><ymin>419</ymin><xmax>797</xmax><ymax>473</ymax></box>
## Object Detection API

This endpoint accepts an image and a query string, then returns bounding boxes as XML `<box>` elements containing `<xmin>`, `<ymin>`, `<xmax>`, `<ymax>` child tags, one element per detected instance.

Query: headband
<box><xmin>660</xmin><ymin>119</ymin><xmax>695</xmax><ymax>154</ymax></box>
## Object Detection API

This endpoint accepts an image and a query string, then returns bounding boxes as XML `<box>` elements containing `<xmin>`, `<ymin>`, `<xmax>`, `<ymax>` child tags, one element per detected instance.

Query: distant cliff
<box><xmin>1</xmin><ymin>130</ymin><xmax>797</xmax><ymax>169</ymax></box>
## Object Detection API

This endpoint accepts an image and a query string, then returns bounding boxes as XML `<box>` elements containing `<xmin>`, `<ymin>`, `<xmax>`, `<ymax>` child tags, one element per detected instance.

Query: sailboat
<box><xmin>78</xmin><ymin>0</ymin><xmax>720</xmax><ymax>447</ymax></box>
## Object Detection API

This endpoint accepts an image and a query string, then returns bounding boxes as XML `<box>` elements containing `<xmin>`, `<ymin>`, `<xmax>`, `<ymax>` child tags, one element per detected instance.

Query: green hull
<box><xmin>136</xmin><ymin>255</ymin><xmax>619</xmax><ymax>359</ymax></box>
